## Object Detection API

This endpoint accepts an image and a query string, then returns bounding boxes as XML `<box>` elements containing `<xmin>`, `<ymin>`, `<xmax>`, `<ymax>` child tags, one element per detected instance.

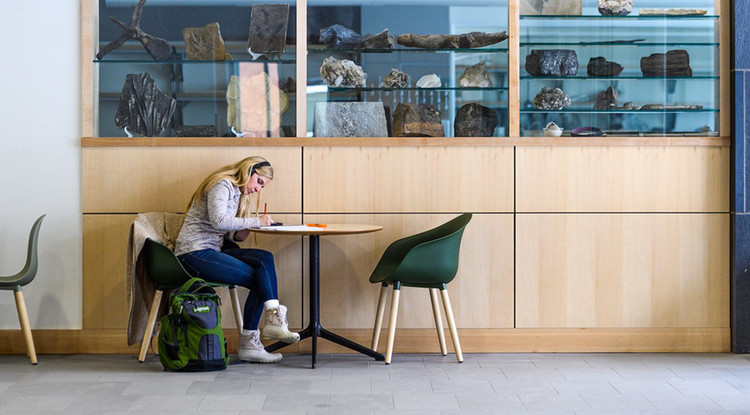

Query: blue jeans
<box><xmin>178</xmin><ymin>248</ymin><xmax>278</xmax><ymax>330</ymax></box>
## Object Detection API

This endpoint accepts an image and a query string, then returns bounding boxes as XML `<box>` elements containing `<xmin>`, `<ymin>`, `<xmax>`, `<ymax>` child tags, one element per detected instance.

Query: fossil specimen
<box><xmin>397</xmin><ymin>31</ymin><xmax>508</xmax><ymax>49</ymax></box>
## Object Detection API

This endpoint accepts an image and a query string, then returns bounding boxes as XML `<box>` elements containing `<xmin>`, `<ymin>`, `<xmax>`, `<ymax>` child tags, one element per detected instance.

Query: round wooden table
<box><xmin>252</xmin><ymin>224</ymin><xmax>384</xmax><ymax>368</ymax></box>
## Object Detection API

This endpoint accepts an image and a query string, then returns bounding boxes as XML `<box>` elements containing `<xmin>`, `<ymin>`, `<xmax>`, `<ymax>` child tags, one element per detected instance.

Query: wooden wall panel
<box><xmin>303</xmin><ymin>147</ymin><xmax>514</xmax><ymax>213</ymax></box>
<box><xmin>516</xmin><ymin>147</ymin><xmax>729</xmax><ymax>212</ymax></box>
<box><xmin>516</xmin><ymin>214</ymin><xmax>730</xmax><ymax>329</ymax></box>
<box><xmin>303</xmin><ymin>214</ymin><xmax>514</xmax><ymax>330</ymax></box>
<box><xmin>82</xmin><ymin>147</ymin><xmax>301</xmax><ymax>213</ymax></box>
<box><xmin>82</xmin><ymin>214</ymin><xmax>304</xmax><ymax>331</ymax></box>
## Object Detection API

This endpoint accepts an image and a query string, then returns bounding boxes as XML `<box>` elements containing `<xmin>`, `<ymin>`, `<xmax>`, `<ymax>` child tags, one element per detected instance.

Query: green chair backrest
<box><xmin>143</xmin><ymin>239</ymin><xmax>193</xmax><ymax>287</ymax></box>
<box><xmin>2</xmin><ymin>214</ymin><xmax>46</xmax><ymax>289</ymax></box>
<box><xmin>370</xmin><ymin>213</ymin><xmax>472</xmax><ymax>288</ymax></box>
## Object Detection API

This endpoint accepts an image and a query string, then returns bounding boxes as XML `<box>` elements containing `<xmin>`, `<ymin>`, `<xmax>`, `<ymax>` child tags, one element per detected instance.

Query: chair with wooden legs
<box><xmin>0</xmin><ymin>214</ymin><xmax>45</xmax><ymax>365</ymax></box>
<box><xmin>369</xmin><ymin>213</ymin><xmax>472</xmax><ymax>364</ymax></box>
<box><xmin>138</xmin><ymin>238</ymin><xmax>244</xmax><ymax>362</ymax></box>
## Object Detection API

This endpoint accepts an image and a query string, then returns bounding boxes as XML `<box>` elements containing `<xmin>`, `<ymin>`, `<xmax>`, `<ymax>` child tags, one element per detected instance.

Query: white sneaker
<box><xmin>261</xmin><ymin>305</ymin><xmax>300</xmax><ymax>344</ymax></box>
<box><xmin>238</xmin><ymin>331</ymin><xmax>282</xmax><ymax>363</ymax></box>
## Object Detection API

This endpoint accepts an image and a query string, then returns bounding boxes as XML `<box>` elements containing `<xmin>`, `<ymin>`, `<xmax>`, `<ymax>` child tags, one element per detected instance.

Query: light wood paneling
<box><xmin>304</xmin><ymin>147</ymin><xmax>514</xmax><ymax>213</ymax></box>
<box><xmin>82</xmin><ymin>214</ymin><xmax>304</xmax><ymax>330</ymax></box>
<box><xmin>301</xmin><ymin>214</ymin><xmax>514</xmax><ymax>330</ymax></box>
<box><xmin>82</xmin><ymin>147</ymin><xmax>301</xmax><ymax>213</ymax></box>
<box><xmin>516</xmin><ymin>147</ymin><xmax>729</xmax><ymax>212</ymax></box>
<box><xmin>516</xmin><ymin>214</ymin><xmax>730</xmax><ymax>329</ymax></box>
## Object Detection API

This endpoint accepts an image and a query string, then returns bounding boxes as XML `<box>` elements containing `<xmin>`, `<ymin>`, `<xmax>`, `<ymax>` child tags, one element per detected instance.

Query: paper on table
<box><xmin>258</xmin><ymin>225</ymin><xmax>326</xmax><ymax>231</ymax></box>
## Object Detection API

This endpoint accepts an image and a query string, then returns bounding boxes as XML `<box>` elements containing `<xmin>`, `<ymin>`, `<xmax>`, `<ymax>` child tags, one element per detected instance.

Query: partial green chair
<box><xmin>369</xmin><ymin>213</ymin><xmax>472</xmax><ymax>364</ymax></box>
<box><xmin>0</xmin><ymin>214</ymin><xmax>45</xmax><ymax>365</ymax></box>
<box><xmin>138</xmin><ymin>238</ymin><xmax>244</xmax><ymax>362</ymax></box>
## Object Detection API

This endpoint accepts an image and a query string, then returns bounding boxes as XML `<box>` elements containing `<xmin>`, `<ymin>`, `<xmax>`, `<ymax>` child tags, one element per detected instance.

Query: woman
<box><xmin>174</xmin><ymin>156</ymin><xmax>299</xmax><ymax>363</ymax></box>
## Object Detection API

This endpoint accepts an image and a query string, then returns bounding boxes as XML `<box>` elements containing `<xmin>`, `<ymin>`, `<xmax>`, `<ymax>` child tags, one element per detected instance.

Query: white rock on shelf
<box><xmin>416</xmin><ymin>74</ymin><xmax>441</xmax><ymax>88</ymax></box>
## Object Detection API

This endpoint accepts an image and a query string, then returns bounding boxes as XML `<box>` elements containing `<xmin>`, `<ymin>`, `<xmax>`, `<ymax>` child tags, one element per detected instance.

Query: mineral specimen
<box><xmin>416</xmin><ymin>74</ymin><xmax>441</xmax><ymax>88</ymax></box>
<box><xmin>598</xmin><ymin>0</ymin><xmax>633</xmax><ymax>16</ymax></box>
<box><xmin>587</xmin><ymin>57</ymin><xmax>624</xmax><ymax>77</ymax></box>
<box><xmin>320</xmin><ymin>56</ymin><xmax>366</xmax><ymax>87</ymax></box>
<box><xmin>359</xmin><ymin>29</ymin><xmax>397</xmax><ymax>49</ymax></box>
<box><xmin>182</xmin><ymin>22</ymin><xmax>232</xmax><ymax>60</ymax></box>
<box><xmin>392</xmin><ymin>104</ymin><xmax>444</xmax><ymax>137</ymax></box>
<box><xmin>97</xmin><ymin>0</ymin><xmax>172</xmax><ymax>61</ymax></box>
<box><xmin>594</xmin><ymin>86</ymin><xmax>618</xmax><ymax>110</ymax></box>
<box><xmin>247</xmin><ymin>4</ymin><xmax>290</xmax><ymax>60</ymax></box>
<box><xmin>639</xmin><ymin>9</ymin><xmax>707</xmax><ymax>16</ymax></box>
<box><xmin>381</xmin><ymin>69</ymin><xmax>409</xmax><ymax>88</ymax></box>
<box><xmin>533</xmin><ymin>87</ymin><xmax>571</xmax><ymax>110</ymax></box>
<box><xmin>114</xmin><ymin>72</ymin><xmax>176</xmax><ymax>136</ymax></box>
<box><xmin>458</xmin><ymin>63</ymin><xmax>493</xmax><ymax>87</ymax></box>
<box><xmin>640</xmin><ymin>50</ymin><xmax>693</xmax><ymax>77</ymax></box>
<box><xmin>525</xmin><ymin>50</ymin><xmax>579</xmax><ymax>77</ymax></box>
<box><xmin>314</xmin><ymin>102</ymin><xmax>388</xmax><ymax>137</ymax></box>
<box><xmin>396</xmin><ymin>31</ymin><xmax>508</xmax><ymax>49</ymax></box>
<box><xmin>175</xmin><ymin>125</ymin><xmax>217</xmax><ymax>137</ymax></box>
<box><xmin>319</xmin><ymin>24</ymin><xmax>362</xmax><ymax>48</ymax></box>
<box><xmin>454</xmin><ymin>103</ymin><xmax>498</xmax><ymax>137</ymax></box>
<box><xmin>226</xmin><ymin>72</ymin><xmax>289</xmax><ymax>136</ymax></box>
<box><xmin>520</xmin><ymin>0</ymin><xmax>582</xmax><ymax>15</ymax></box>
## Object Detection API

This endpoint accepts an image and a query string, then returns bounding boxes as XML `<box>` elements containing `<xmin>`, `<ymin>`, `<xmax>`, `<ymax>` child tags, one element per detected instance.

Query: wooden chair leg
<box><xmin>228</xmin><ymin>286</ymin><xmax>243</xmax><ymax>337</ymax></box>
<box><xmin>371</xmin><ymin>283</ymin><xmax>389</xmax><ymax>350</ymax></box>
<box><xmin>14</xmin><ymin>290</ymin><xmax>37</xmax><ymax>365</ymax></box>
<box><xmin>429</xmin><ymin>288</ymin><xmax>447</xmax><ymax>356</ymax></box>
<box><xmin>440</xmin><ymin>288</ymin><xmax>463</xmax><ymax>363</ymax></box>
<box><xmin>385</xmin><ymin>286</ymin><xmax>401</xmax><ymax>365</ymax></box>
<box><xmin>138</xmin><ymin>289</ymin><xmax>163</xmax><ymax>363</ymax></box>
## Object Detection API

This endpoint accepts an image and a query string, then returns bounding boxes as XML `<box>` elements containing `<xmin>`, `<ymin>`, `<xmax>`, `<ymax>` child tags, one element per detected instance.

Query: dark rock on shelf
<box><xmin>96</xmin><ymin>0</ymin><xmax>172</xmax><ymax>61</ymax></box>
<box><xmin>115</xmin><ymin>72</ymin><xmax>176</xmax><ymax>137</ymax></box>
<box><xmin>247</xmin><ymin>4</ymin><xmax>290</xmax><ymax>60</ymax></box>
<box><xmin>396</xmin><ymin>31</ymin><xmax>508</xmax><ymax>49</ymax></box>
<box><xmin>392</xmin><ymin>104</ymin><xmax>444</xmax><ymax>137</ymax></box>
<box><xmin>525</xmin><ymin>50</ymin><xmax>579</xmax><ymax>76</ymax></box>
<box><xmin>359</xmin><ymin>29</ymin><xmax>397</xmax><ymax>49</ymax></box>
<box><xmin>594</xmin><ymin>86</ymin><xmax>618</xmax><ymax>110</ymax></box>
<box><xmin>381</xmin><ymin>69</ymin><xmax>409</xmax><ymax>88</ymax></box>
<box><xmin>175</xmin><ymin>125</ymin><xmax>217</xmax><ymax>137</ymax></box>
<box><xmin>641</xmin><ymin>50</ymin><xmax>693</xmax><ymax>77</ymax></box>
<box><xmin>454</xmin><ymin>103</ymin><xmax>498</xmax><ymax>137</ymax></box>
<box><xmin>319</xmin><ymin>24</ymin><xmax>362</xmax><ymax>48</ymax></box>
<box><xmin>598</xmin><ymin>0</ymin><xmax>633</xmax><ymax>16</ymax></box>
<box><xmin>533</xmin><ymin>87</ymin><xmax>571</xmax><ymax>110</ymax></box>
<box><xmin>587</xmin><ymin>57</ymin><xmax>624</xmax><ymax>77</ymax></box>
<box><xmin>314</xmin><ymin>102</ymin><xmax>388</xmax><ymax>137</ymax></box>
<box><xmin>183</xmin><ymin>22</ymin><xmax>232</xmax><ymax>60</ymax></box>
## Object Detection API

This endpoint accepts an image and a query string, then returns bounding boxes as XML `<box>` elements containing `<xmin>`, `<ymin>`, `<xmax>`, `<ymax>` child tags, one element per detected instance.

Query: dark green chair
<box><xmin>369</xmin><ymin>213</ymin><xmax>472</xmax><ymax>364</ymax></box>
<box><xmin>138</xmin><ymin>238</ymin><xmax>243</xmax><ymax>362</ymax></box>
<box><xmin>0</xmin><ymin>214</ymin><xmax>45</xmax><ymax>365</ymax></box>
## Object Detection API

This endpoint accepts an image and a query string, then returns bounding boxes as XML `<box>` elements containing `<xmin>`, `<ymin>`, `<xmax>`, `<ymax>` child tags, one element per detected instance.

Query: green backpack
<box><xmin>158</xmin><ymin>277</ymin><xmax>229</xmax><ymax>371</ymax></box>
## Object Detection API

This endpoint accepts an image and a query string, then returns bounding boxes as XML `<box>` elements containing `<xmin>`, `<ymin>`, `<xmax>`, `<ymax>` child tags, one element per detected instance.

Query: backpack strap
<box><xmin>176</xmin><ymin>277</ymin><xmax>213</xmax><ymax>294</ymax></box>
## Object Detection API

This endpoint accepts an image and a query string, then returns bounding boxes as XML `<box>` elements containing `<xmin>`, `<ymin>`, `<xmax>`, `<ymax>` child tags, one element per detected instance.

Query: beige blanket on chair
<box><xmin>125</xmin><ymin>212</ymin><xmax>185</xmax><ymax>346</ymax></box>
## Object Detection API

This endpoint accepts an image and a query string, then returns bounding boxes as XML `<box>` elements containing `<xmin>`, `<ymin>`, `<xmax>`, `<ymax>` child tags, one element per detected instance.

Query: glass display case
<box><xmin>519</xmin><ymin>0</ymin><xmax>719</xmax><ymax>137</ymax></box>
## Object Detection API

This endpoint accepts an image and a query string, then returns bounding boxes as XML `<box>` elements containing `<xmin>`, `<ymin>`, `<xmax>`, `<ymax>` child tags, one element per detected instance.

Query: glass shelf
<box><xmin>520</xmin><ymin>42</ymin><xmax>718</xmax><ymax>47</ymax></box>
<box><xmin>326</xmin><ymin>86</ymin><xmax>508</xmax><ymax>92</ymax></box>
<box><xmin>520</xmin><ymin>15</ymin><xmax>719</xmax><ymax>20</ymax></box>
<box><xmin>521</xmin><ymin>108</ymin><xmax>719</xmax><ymax>113</ymax></box>
<box><xmin>309</xmin><ymin>47</ymin><xmax>508</xmax><ymax>54</ymax></box>
<box><xmin>95</xmin><ymin>58</ymin><xmax>297</xmax><ymax>64</ymax></box>
<box><xmin>520</xmin><ymin>75</ymin><xmax>718</xmax><ymax>80</ymax></box>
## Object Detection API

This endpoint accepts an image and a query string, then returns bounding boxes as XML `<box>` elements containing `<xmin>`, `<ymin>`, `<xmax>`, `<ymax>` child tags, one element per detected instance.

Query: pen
<box><xmin>264</xmin><ymin>203</ymin><xmax>267</xmax><ymax>215</ymax></box>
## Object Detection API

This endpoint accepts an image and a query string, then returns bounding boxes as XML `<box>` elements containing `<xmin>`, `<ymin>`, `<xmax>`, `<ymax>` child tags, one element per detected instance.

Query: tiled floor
<box><xmin>1</xmin><ymin>352</ymin><xmax>749</xmax><ymax>414</ymax></box>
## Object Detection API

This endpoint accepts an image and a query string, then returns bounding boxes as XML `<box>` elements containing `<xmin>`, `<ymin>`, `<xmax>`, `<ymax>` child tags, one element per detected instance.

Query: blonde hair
<box><xmin>187</xmin><ymin>156</ymin><xmax>274</xmax><ymax>218</ymax></box>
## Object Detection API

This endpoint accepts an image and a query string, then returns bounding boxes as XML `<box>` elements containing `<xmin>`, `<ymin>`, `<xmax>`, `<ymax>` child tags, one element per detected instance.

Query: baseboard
<box><xmin>0</xmin><ymin>327</ymin><xmax>730</xmax><ymax>355</ymax></box>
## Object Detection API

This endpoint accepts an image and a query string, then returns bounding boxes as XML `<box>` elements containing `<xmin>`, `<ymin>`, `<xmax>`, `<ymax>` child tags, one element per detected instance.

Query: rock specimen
<box><xmin>381</xmin><ymin>69</ymin><xmax>409</xmax><ymax>88</ymax></box>
<box><xmin>458</xmin><ymin>63</ymin><xmax>493</xmax><ymax>87</ymax></box>
<box><xmin>314</xmin><ymin>102</ymin><xmax>388</xmax><ymax>137</ymax></box>
<box><xmin>175</xmin><ymin>125</ymin><xmax>217</xmax><ymax>137</ymax></box>
<box><xmin>97</xmin><ymin>0</ymin><xmax>172</xmax><ymax>61</ymax></box>
<box><xmin>454</xmin><ymin>103</ymin><xmax>498</xmax><ymax>137</ymax></box>
<box><xmin>533</xmin><ymin>87</ymin><xmax>571</xmax><ymax>110</ymax></box>
<box><xmin>115</xmin><ymin>72</ymin><xmax>176</xmax><ymax>136</ymax></box>
<box><xmin>320</xmin><ymin>56</ymin><xmax>366</xmax><ymax>87</ymax></box>
<box><xmin>247</xmin><ymin>4</ymin><xmax>290</xmax><ymax>60</ymax></box>
<box><xmin>594</xmin><ymin>86</ymin><xmax>618</xmax><ymax>110</ymax></box>
<box><xmin>520</xmin><ymin>0</ymin><xmax>582</xmax><ymax>15</ymax></box>
<box><xmin>639</xmin><ymin>9</ymin><xmax>707</xmax><ymax>16</ymax></box>
<box><xmin>614</xmin><ymin>102</ymin><xmax>704</xmax><ymax>110</ymax></box>
<box><xmin>319</xmin><ymin>24</ymin><xmax>362</xmax><ymax>48</ymax></box>
<box><xmin>226</xmin><ymin>73</ymin><xmax>289</xmax><ymax>135</ymax></box>
<box><xmin>587</xmin><ymin>57</ymin><xmax>624</xmax><ymax>77</ymax></box>
<box><xmin>397</xmin><ymin>31</ymin><xmax>508</xmax><ymax>49</ymax></box>
<box><xmin>359</xmin><ymin>29</ymin><xmax>397</xmax><ymax>49</ymax></box>
<box><xmin>392</xmin><ymin>104</ymin><xmax>444</xmax><ymax>137</ymax></box>
<box><xmin>598</xmin><ymin>0</ymin><xmax>633</xmax><ymax>16</ymax></box>
<box><xmin>182</xmin><ymin>22</ymin><xmax>232</xmax><ymax>60</ymax></box>
<box><xmin>641</xmin><ymin>50</ymin><xmax>693</xmax><ymax>77</ymax></box>
<box><xmin>416</xmin><ymin>74</ymin><xmax>441</xmax><ymax>88</ymax></box>
<box><xmin>525</xmin><ymin>50</ymin><xmax>579</xmax><ymax>76</ymax></box>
